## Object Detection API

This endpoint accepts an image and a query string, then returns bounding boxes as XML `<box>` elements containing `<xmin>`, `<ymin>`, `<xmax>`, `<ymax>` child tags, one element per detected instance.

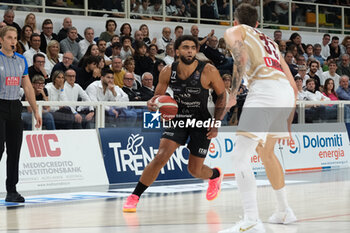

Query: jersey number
<box><xmin>258</xmin><ymin>33</ymin><xmax>279</xmax><ymax>60</ymax></box>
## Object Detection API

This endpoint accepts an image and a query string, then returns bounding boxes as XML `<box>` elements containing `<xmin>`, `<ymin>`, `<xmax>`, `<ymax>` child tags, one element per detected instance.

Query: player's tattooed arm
<box><xmin>229</xmin><ymin>40</ymin><xmax>246</xmax><ymax>96</ymax></box>
<box><xmin>214</xmin><ymin>91</ymin><xmax>226</xmax><ymax>120</ymax></box>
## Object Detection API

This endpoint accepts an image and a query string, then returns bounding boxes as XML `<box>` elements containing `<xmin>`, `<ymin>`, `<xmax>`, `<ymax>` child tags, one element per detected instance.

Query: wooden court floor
<box><xmin>0</xmin><ymin>168</ymin><xmax>349</xmax><ymax>233</ymax></box>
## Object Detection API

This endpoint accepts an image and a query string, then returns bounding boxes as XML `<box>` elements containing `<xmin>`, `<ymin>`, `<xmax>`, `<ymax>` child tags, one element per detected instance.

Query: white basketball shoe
<box><xmin>219</xmin><ymin>217</ymin><xmax>266</xmax><ymax>233</ymax></box>
<box><xmin>268</xmin><ymin>208</ymin><xmax>297</xmax><ymax>224</ymax></box>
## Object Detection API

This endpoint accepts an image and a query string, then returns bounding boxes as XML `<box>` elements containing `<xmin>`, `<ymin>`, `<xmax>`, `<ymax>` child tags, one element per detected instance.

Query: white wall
<box><xmin>2</xmin><ymin>10</ymin><xmax>345</xmax><ymax>45</ymax></box>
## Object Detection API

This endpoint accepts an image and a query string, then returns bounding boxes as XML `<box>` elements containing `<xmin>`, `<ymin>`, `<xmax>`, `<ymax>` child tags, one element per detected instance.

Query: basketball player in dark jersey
<box><xmin>123</xmin><ymin>35</ymin><xmax>227</xmax><ymax>212</ymax></box>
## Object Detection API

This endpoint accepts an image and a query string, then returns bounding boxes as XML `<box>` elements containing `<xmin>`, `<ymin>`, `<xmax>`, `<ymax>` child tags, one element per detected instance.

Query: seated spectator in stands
<box><xmin>46</xmin><ymin>40</ymin><xmax>63</xmax><ymax>75</ymax></box>
<box><xmin>203</xmin><ymin>35</ymin><xmax>233</xmax><ymax>72</ymax></box>
<box><xmin>134</xmin><ymin>41</ymin><xmax>154</xmax><ymax>76</ymax></box>
<box><xmin>274</xmin><ymin>30</ymin><xmax>282</xmax><ymax>43</ymax></box>
<box><xmin>132</xmin><ymin>30</ymin><xmax>144</xmax><ymax>49</ymax></box>
<box><xmin>278</xmin><ymin>40</ymin><xmax>287</xmax><ymax>57</ymax></box>
<box><xmin>63</xmin><ymin>69</ymin><xmax>95</xmax><ymax>129</ymax></box>
<box><xmin>336</xmin><ymin>54</ymin><xmax>350</xmax><ymax>77</ymax></box>
<box><xmin>109</xmin><ymin>42</ymin><xmax>122</xmax><ymax>59</ymax></box>
<box><xmin>149</xmin><ymin>0</ymin><xmax>163</xmax><ymax>20</ymax></box>
<box><xmin>295</xmin><ymin>76</ymin><xmax>307</xmax><ymax>100</ymax></box>
<box><xmin>120</xmin><ymin>36</ymin><xmax>135</xmax><ymax>60</ymax></box>
<box><xmin>329</xmin><ymin>36</ymin><xmax>341</xmax><ymax>61</ymax></box>
<box><xmin>136</xmin><ymin>0</ymin><xmax>151</xmax><ymax>19</ymax></box>
<box><xmin>320</xmin><ymin>33</ymin><xmax>331</xmax><ymax>59</ymax></box>
<box><xmin>218</xmin><ymin>37</ymin><xmax>231</xmax><ymax>58</ymax></box>
<box><xmin>321</xmin><ymin>61</ymin><xmax>340</xmax><ymax>90</ymax></box>
<box><xmin>3</xmin><ymin>9</ymin><xmax>21</xmax><ymax>38</ymax></box>
<box><xmin>336</xmin><ymin>75</ymin><xmax>350</xmax><ymax>100</ymax></box>
<box><xmin>57</xmin><ymin>17</ymin><xmax>83</xmax><ymax>42</ymax></box>
<box><xmin>111</xmin><ymin>56</ymin><xmax>126</xmax><ymax>88</ymax></box>
<box><xmin>166</xmin><ymin>0</ymin><xmax>178</xmax><ymax>17</ymax></box>
<box><xmin>51</xmin><ymin>52</ymin><xmax>76</xmax><ymax>76</ymax></box>
<box><xmin>304</xmin><ymin>44</ymin><xmax>314</xmax><ymax>62</ymax></box>
<box><xmin>140</xmin><ymin>24</ymin><xmax>155</xmax><ymax>47</ymax></box>
<box><xmin>24</xmin><ymin>13</ymin><xmax>40</xmax><ymax>34</ymax></box>
<box><xmin>19</xmin><ymin>25</ymin><xmax>32</xmax><ymax>52</ymax></box>
<box><xmin>140</xmin><ymin>72</ymin><xmax>154</xmax><ymax>101</ymax></box>
<box><xmin>124</xmin><ymin>56</ymin><xmax>141</xmax><ymax>89</ymax></box>
<box><xmin>99</xmin><ymin>19</ymin><xmax>117</xmax><ymax>44</ymax></box>
<box><xmin>323</xmin><ymin>78</ymin><xmax>339</xmax><ymax>101</ymax></box>
<box><xmin>287</xmin><ymin>33</ymin><xmax>306</xmax><ymax>56</ymax></box>
<box><xmin>97</xmin><ymin>39</ymin><xmax>111</xmax><ymax>66</ymax></box>
<box><xmin>313</xmin><ymin>43</ymin><xmax>325</xmax><ymax>67</ymax></box>
<box><xmin>106</xmin><ymin>35</ymin><xmax>120</xmax><ymax>57</ymax></box>
<box><xmin>86</xmin><ymin>69</ymin><xmax>133</xmax><ymax>127</ymax></box>
<box><xmin>79</xmin><ymin>27</ymin><xmax>95</xmax><ymax>58</ymax></box>
<box><xmin>78</xmin><ymin>44</ymin><xmax>99</xmax><ymax>67</ymax></box>
<box><xmin>284</xmin><ymin>51</ymin><xmax>298</xmax><ymax>76</ymax></box>
<box><xmin>306</xmin><ymin>60</ymin><xmax>322</xmax><ymax>91</ymax></box>
<box><xmin>21</xmin><ymin>75</ymin><xmax>55</xmax><ymax>130</ymax></box>
<box><xmin>120</xmin><ymin>23</ymin><xmax>132</xmax><ymax>38</ymax></box>
<box><xmin>190</xmin><ymin>25</ymin><xmax>214</xmax><ymax>50</ymax></box>
<box><xmin>60</xmin><ymin>27</ymin><xmax>81</xmax><ymax>65</ymax></box>
<box><xmin>217</xmin><ymin>0</ymin><xmax>230</xmax><ymax>19</ymax></box>
<box><xmin>157</xmin><ymin>27</ymin><xmax>172</xmax><ymax>54</ymax></box>
<box><xmin>174</xmin><ymin>25</ymin><xmax>183</xmax><ymax>40</ymax></box>
<box><xmin>122</xmin><ymin>72</ymin><xmax>142</xmax><ymax>101</ymax></box>
<box><xmin>275</xmin><ymin>1</ymin><xmax>288</xmax><ymax>24</ymax></box>
<box><xmin>174</xmin><ymin>0</ymin><xmax>191</xmax><ymax>18</ymax></box>
<box><xmin>340</xmin><ymin>36</ymin><xmax>350</xmax><ymax>55</ymax></box>
<box><xmin>28</xmin><ymin>54</ymin><xmax>50</xmax><ymax>83</ymax></box>
<box><xmin>76</xmin><ymin>56</ymin><xmax>99</xmax><ymax>90</ymax></box>
<box><xmin>45</xmin><ymin>70</ymin><xmax>75</xmax><ymax>129</ymax></box>
<box><xmin>304</xmin><ymin>78</ymin><xmax>329</xmax><ymax>122</ymax></box>
<box><xmin>163</xmin><ymin>43</ymin><xmax>175</xmax><ymax>65</ymax></box>
<box><xmin>200</xmin><ymin>0</ymin><xmax>218</xmax><ymax>24</ymax></box>
<box><xmin>294</xmin><ymin>65</ymin><xmax>308</xmax><ymax>87</ymax></box>
<box><xmin>40</xmin><ymin>19</ymin><xmax>59</xmax><ymax>53</ymax></box>
<box><xmin>152</xmin><ymin>59</ymin><xmax>166</xmax><ymax>87</ymax></box>
<box><xmin>23</xmin><ymin>33</ymin><xmax>50</xmax><ymax>71</ymax></box>
<box><xmin>149</xmin><ymin>44</ymin><xmax>161</xmax><ymax>64</ymax></box>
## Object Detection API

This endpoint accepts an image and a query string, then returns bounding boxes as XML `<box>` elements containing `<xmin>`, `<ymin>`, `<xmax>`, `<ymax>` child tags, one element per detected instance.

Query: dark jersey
<box><xmin>169</xmin><ymin>60</ymin><xmax>214</xmax><ymax>121</ymax></box>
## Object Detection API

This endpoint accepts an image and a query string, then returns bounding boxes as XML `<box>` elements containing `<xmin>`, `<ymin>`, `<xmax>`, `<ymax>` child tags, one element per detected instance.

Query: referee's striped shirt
<box><xmin>0</xmin><ymin>51</ymin><xmax>28</xmax><ymax>100</ymax></box>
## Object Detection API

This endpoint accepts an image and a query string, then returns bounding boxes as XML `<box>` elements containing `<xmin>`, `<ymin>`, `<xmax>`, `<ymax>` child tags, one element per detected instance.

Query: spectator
<box><xmin>99</xmin><ymin>19</ymin><xmax>117</xmax><ymax>44</ymax></box>
<box><xmin>203</xmin><ymin>35</ymin><xmax>233</xmax><ymax>72</ymax></box>
<box><xmin>85</xmin><ymin>69</ymin><xmax>131</xmax><ymax>127</ymax></box>
<box><xmin>148</xmin><ymin>0</ymin><xmax>163</xmax><ymax>20</ymax></box>
<box><xmin>190</xmin><ymin>25</ymin><xmax>214</xmax><ymax>49</ymax></box>
<box><xmin>149</xmin><ymin>44</ymin><xmax>162</xmax><ymax>64</ymax></box>
<box><xmin>306</xmin><ymin>60</ymin><xmax>322</xmax><ymax>91</ymax></box>
<box><xmin>275</xmin><ymin>1</ymin><xmax>288</xmax><ymax>24</ymax></box>
<box><xmin>284</xmin><ymin>51</ymin><xmax>298</xmax><ymax>76</ymax></box>
<box><xmin>97</xmin><ymin>39</ymin><xmax>111</xmax><ymax>66</ymax></box>
<box><xmin>152</xmin><ymin>59</ymin><xmax>166</xmax><ymax>87</ymax></box>
<box><xmin>273</xmin><ymin>30</ymin><xmax>282</xmax><ymax>43</ymax></box>
<box><xmin>163</xmin><ymin>43</ymin><xmax>175</xmax><ymax>65</ymax></box>
<box><xmin>174</xmin><ymin>0</ymin><xmax>190</xmax><ymax>18</ymax></box>
<box><xmin>24</xmin><ymin>13</ymin><xmax>40</xmax><ymax>34</ymax></box>
<box><xmin>124</xmin><ymin>56</ymin><xmax>141</xmax><ymax>89</ymax></box>
<box><xmin>294</xmin><ymin>65</ymin><xmax>308</xmax><ymax>87</ymax></box>
<box><xmin>109</xmin><ymin>42</ymin><xmax>122</xmax><ymax>59</ymax></box>
<box><xmin>132</xmin><ymin>30</ymin><xmax>144</xmax><ymax>49</ymax></box>
<box><xmin>23</xmin><ymin>33</ymin><xmax>49</xmax><ymax>70</ymax></box>
<box><xmin>166</xmin><ymin>0</ymin><xmax>178</xmax><ymax>17</ymax></box>
<box><xmin>3</xmin><ymin>9</ymin><xmax>21</xmax><ymax>38</ymax></box>
<box><xmin>287</xmin><ymin>32</ymin><xmax>306</xmax><ymax>56</ymax></box>
<box><xmin>78</xmin><ymin>44</ymin><xmax>99</xmax><ymax>67</ymax></box>
<box><xmin>321</xmin><ymin>61</ymin><xmax>340</xmax><ymax>90</ymax></box>
<box><xmin>28</xmin><ymin>56</ymin><xmax>50</xmax><ymax>86</ymax></box>
<box><xmin>304</xmin><ymin>44</ymin><xmax>314</xmax><ymax>62</ymax></box>
<box><xmin>40</xmin><ymin>19</ymin><xmax>59</xmax><ymax>53</ymax></box>
<box><xmin>139</xmin><ymin>24</ymin><xmax>155</xmax><ymax>47</ymax></box>
<box><xmin>139</xmin><ymin>72</ymin><xmax>154</xmax><ymax>101</ymax></box>
<box><xmin>295</xmin><ymin>76</ymin><xmax>307</xmax><ymax>100</ymax></box>
<box><xmin>45</xmin><ymin>70</ymin><xmax>75</xmax><ymax>129</ymax></box>
<box><xmin>217</xmin><ymin>0</ymin><xmax>230</xmax><ymax>19</ymax></box>
<box><xmin>136</xmin><ymin>0</ymin><xmax>151</xmax><ymax>19</ymax></box>
<box><xmin>218</xmin><ymin>37</ymin><xmax>231</xmax><ymax>58</ymax></box>
<box><xmin>51</xmin><ymin>52</ymin><xmax>76</xmax><ymax>76</ymax></box>
<box><xmin>289</xmin><ymin>44</ymin><xmax>299</xmax><ymax>62</ymax></box>
<box><xmin>18</xmin><ymin>25</ymin><xmax>32</xmax><ymax>52</ymax></box>
<box><xmin>134</xmin><ymin>41</ymin><xmax>154</xmax><ymax>76</ymax></box>
<box><xmin>63</xmin><ymin>69</ymin><xmax>95</xmax><ymax>129</ymax></box>
<box><xmin>122</xmin><ymin>72</ymin><xmax>142</xmax><ymax>101</ymax></box>
<box><xmin>21</xmin><ymin>75</ymin><xmax>55</xmax><ymax>130</ymax></box>
<box><xmin>340</xmin><ymin>36</ymin><xmax>350</xmax><ymax>55</ymax></box>
<box><xmin>76</xmin><ymin>55</ymin><xmax>99</xmax><ymax>90</ymax></box>
<box><xmin>46</xmin><ymin>40</ymin><xmax>63</xmax><ymax>75</ymax></box>
<box><xmin>200</xmin><ymin>0</ymin><xmax>218</xmax><ymax>24</ymax></box>
<box><xmin>336</xmin><ymin>75</ymin><xmax>350</xmax><ymax>100</ymax></box>
<box><xmin>313</xmin><ymin>43</ymin><xmax>325</xmax><ymax>67</ymax></box>
<box><xmin>174</xmin><ymin>25</ymin><xmax>184</xmax><ymax>40</ymax></box>
<box><xmin>329</xmin><ymin>36</ymin><xmax>341</xmax><ymax>60</ymax></box>
<box><xmin>57</xmin><ymin>17</ymin><xmax>83</xmax><ymax>42</ymax></box>
<box><xmin>304</xmin><ymin>78</ymin><xmax>329</xmax><ymax>122</ymax></box>
<box><xmin>60</xmin><ymin>27</ymin><xmax>81</xmax><ymax>65</ymax></box>
<box><xmin>105</xmin><ymin>35</ymin><xmax>120</xmax><ymax>57</ymax></box>
<box><xmin>336</xmin><ymin>54</ymin><xmax>350</xmax><ymax>77</ymax></box>
<box><xmin>120</xmin><ymin>23</ymin><xmax>132</xmax><ymax>38</ymax></box>
<box><xmin>111</xmin><ymin>56</ymin><xmax>126</xmax><ymax>88</ymax></box>
<box><xmin>278</xmin><ymin>40</ymin><xmax>287</xmax><ymax>57</ymax></box>
<box><xmin>320</xmin><ymin>33</ymin><xmax>331</xmax><ymax>59</ymax></box>
<box><xmin>157</xmin><ymin>27</ymin><xmax>172</xmax><ymax>54</ymax></box>
<box><xmin>79</xmin><ymin>27</ymin><xmax>96</xmax><ymax>58</ymax></box>
<box><xmin>323</xmin><ymin>78</ymin><xmax>339</xmax><ymax>101</ymax></box>
<box><xmin>120</xmin><ymin>36</ymin><xmax>135</xmax><ymax>60</ymax></box>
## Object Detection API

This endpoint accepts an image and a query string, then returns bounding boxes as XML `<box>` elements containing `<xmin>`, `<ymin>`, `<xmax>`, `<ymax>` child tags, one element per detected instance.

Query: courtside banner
<box><xmin>99</xmin><ymin>128</ymin><xmax>193</xmax><ymax>184</ymax></box>
<box><xmin>0</xmin><ymin>130</ymin><xmax>108</xmax><ymax>192</ymax></box>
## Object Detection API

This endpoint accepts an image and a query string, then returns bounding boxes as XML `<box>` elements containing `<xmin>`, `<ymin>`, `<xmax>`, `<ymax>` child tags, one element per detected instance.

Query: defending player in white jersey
<box><xmin>219</xmin><ymin>3</ymin><xmax>298</xmax><ymax>233</ymax></box>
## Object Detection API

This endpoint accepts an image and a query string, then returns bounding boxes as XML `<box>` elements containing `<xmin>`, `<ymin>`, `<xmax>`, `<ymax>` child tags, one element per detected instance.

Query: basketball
<box><xmin>154</xmin><ymin>95</ymin><xmax>178</xmax><ymax>120</ymax></box>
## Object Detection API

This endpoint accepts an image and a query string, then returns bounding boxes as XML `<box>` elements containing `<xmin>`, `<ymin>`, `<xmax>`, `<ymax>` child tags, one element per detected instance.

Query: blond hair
<box><xmin>46</xmin><ymin>40</ymin><xmax>60</xmax><ymax>61</ymax></box>
<box><xmin>0</xmin><ymin>26</ymin><xmax>17</xmax><ymax>39</ymax></box>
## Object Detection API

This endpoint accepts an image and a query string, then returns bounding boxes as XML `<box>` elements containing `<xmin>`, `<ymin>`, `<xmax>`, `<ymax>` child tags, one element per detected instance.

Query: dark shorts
<box><xmin>161</xmin><ymin>126</ymin><xmax>211</xmax><ymax>158</ymax></box>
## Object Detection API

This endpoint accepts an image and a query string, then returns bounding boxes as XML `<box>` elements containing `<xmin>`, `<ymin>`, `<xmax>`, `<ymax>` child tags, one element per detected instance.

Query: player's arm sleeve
<box><xmin>23</xmin><ymin>56</ymin><xmax>29</xmax><ymax>76</ymax></box>
<box><xmin>154</xmin><ymin>65</ymin><xmax>171</xmax><ymax>96</ymax></box>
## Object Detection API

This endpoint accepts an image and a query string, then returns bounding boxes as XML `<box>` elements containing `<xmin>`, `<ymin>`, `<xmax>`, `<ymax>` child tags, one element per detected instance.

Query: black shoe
<box><xmin>5</xmin><ymin>192</ymin><xmax>25</xmax><ymax>203</ymax></box>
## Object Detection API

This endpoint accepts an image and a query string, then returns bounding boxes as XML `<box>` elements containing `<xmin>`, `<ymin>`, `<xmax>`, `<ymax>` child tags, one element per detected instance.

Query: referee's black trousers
<box><xmin>0</xmin><ymin>99</ymin><xmax>23</xmax><ymax>193</ymax></box>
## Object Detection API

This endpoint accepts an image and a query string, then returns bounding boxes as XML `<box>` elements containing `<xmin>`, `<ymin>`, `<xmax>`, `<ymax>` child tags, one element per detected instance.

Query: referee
<box><xmin>0</xmin><ymin>26</ymin><xmax>42</xmax><ymax>202</ymax></box>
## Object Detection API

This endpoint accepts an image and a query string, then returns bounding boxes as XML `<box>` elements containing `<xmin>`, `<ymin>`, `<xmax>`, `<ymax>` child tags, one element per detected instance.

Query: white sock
<box><xmin>274</xmin><ymin>186</ymin><xmax>290</xmax><ymax>212</ymax></box>
<box><xmin>232</xmin><ymin>135</ymin><xmax>260</xmax><ymax>221</ymax></box>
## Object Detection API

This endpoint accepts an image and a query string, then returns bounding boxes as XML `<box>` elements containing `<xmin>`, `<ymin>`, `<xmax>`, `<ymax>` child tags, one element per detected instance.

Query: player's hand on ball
<box><xmin>147</xmin><ymin>95</ymin><xmax>160</xmax><ymax>112</ymax></box>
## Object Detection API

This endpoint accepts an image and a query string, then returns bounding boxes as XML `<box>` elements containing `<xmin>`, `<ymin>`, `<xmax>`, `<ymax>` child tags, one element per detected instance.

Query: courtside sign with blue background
<box><xmin>99</xmin><ymin>128</ymin><xmax>193</xmax><ymax>183</ymax></box>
